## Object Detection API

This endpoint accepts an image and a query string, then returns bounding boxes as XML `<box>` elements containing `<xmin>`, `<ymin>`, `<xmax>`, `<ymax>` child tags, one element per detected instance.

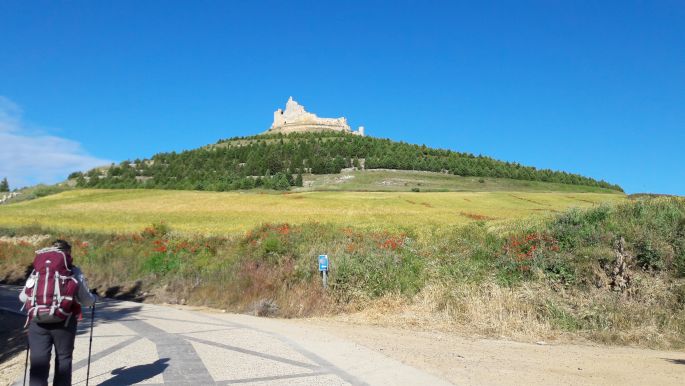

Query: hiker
<box><xmin>19</xmin><ymin>239</ymin><xmax>97</xmax><ymax>386</ymax></box>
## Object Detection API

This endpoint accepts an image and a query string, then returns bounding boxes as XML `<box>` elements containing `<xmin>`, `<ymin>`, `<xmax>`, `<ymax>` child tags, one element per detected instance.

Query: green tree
<box><xmin>0</xmin><ymin>177</ymin><xmax>8</xmax><ymax>192</ymax></box>
<box><xmin>273</xmin><ymin>173</ymin><xmax>291</xmax><ymax>190</ymax></box>
<box><xmin>68</xmin><ymin>171</ymin><xmax>83</xmax><ymax>180</ymax></box>
<box><xmin>353</xmin><ymin>158</ymin><xmax>361</xmax><ymax>169</ymax></box>
<box><xmin>75</xmin><ymin>131</ymin><xmax>623</xmax><ymax>193</ymax></box>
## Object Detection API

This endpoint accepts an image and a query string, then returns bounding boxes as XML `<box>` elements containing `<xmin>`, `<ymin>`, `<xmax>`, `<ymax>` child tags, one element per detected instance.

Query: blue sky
<box><xmin>1</xmin><ymin>1</ymin><xmax>683</xmax><ymax>194</ymax></box>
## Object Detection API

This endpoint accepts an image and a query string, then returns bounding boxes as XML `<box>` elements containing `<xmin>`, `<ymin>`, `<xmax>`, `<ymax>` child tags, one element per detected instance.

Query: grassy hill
<box><xmin>0</xmin><ymin>189</ymin><xmax>625</xmax><ymax>235</ymax></box>
<box><xmin>69</xmin><ymin>132</ymin><xmax>623</xmax><ymax>193</ymax></box>
<box><xmin>12</xmin><ymin>131</ymin><xmax>683</xmax><ymax>349</ymax></box>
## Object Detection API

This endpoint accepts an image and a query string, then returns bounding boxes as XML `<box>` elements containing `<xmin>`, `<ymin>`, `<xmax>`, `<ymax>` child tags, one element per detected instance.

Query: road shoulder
<box><xmin>298</xmin><ymin>318</ymin><xmax>685</xmax><ymax>386</ymax></box>
<box><xmin>0</xmin><ymin>310</ymin><xmax>27</xmax><ymax>386</ymax></box>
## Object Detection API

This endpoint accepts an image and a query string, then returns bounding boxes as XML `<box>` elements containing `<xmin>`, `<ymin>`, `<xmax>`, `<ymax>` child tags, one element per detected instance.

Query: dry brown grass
<box><xmin>335</xmin><ymin>283</ymin><xmax>554</xmax><ymax>340</ymax></box>
<box><xmin>328</xmin><ymin>276</ymin><xmax>685</xmax><ymax>349</ymax></box>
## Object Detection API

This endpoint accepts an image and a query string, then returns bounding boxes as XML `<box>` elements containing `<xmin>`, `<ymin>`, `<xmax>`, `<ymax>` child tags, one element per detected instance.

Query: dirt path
<box><xmin>301</xmin><ymin>319</ymin><xmax>685</xmax><ymax>386</ymax></box>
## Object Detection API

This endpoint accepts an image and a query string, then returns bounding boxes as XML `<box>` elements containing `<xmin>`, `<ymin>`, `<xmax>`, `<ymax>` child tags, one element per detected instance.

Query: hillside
<box><xmin>299</xmin><ymin>169</ymin><xmax>620</xmax><ymax>193</ymax></box>
<box><xmin>0</xmin><ymin>189</ymin><xmax>624</xmax><ymax>235</ymax></box>
<box><xmin>69</xmin><ymin>132</ymin><xmax>623</xmax><ymax>192</ymax></box>
<box><xmin>1</xmin><ymin>196</ymin><xmax>683</xmax><ymax>349</ymax></box>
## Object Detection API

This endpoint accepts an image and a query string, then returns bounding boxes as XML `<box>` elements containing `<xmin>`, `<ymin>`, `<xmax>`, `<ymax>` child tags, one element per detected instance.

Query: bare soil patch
<box><xmin>509</xmin><ymin>194</ymin><xmax>549</xmax><ymax>206</ymax></box>
<box><xmin>460</xmin><ymin>211</ymin><xmax>497</xmax><ymax>221</ymax></box>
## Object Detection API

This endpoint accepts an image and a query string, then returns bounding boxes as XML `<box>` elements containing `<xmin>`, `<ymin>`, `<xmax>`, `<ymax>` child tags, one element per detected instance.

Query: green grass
<box><xmin>0</xmin><ymin>188</ymin><xmax>625</xmax><ymax>235</ymax></box>
<box><xmin>298</xmin><ymin>169</ymin><xmax>621</xmax><ymax>193</ymax></box>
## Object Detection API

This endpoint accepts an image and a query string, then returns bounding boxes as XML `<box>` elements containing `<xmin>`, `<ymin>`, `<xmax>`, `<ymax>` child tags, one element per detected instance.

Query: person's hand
<box><xmin>90</xmin><ymin>288</ymin><xmax>99</xmax><ymax>303</ymax></box>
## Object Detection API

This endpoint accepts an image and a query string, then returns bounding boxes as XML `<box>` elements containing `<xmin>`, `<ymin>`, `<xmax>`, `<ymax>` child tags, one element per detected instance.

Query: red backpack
<box><xmin>22</xmin><ymin>247</ymin><xmax>79</xmax><ymax>325</ymax></box>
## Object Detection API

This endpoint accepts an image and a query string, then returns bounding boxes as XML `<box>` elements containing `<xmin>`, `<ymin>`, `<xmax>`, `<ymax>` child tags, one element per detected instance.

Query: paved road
<box><xmin>0</xmin><ymin>286</ymin><xmax>25</xmax><ymax>315</ymax></box>
<box><xmin>1</xmin><ymin>286</ymin><xmax>451</xmax><ymax>385</ymax></box>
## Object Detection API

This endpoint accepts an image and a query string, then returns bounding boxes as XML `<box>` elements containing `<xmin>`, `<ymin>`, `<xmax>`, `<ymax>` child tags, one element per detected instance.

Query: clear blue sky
<box><xmin>1</xmin><ymin>1</ymin><xmax>683</xmax><ymax>194</ymax></box>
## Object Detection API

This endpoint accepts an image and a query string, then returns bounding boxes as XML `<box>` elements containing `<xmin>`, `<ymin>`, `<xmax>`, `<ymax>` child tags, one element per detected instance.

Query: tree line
<box><xmin>70</xmin><ymin>132</ymin><xmax>623</xmax><ymax>192</ymax></box>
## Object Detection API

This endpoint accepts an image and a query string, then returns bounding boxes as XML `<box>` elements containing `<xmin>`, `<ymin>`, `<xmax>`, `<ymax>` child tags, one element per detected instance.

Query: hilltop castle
<box><xmin>265</xmin><ymin>97</ymin><xmax>365</xmax><ymax>136</ymax></box>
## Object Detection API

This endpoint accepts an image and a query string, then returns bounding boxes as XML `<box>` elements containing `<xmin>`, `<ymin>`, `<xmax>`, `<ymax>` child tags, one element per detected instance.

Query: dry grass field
<box><xmin>2</xmin><ymin>192</ymin><xmax>684</xmax><ymax>350</ymax></box>
<box><xmin>0</xmin><ymin>189</ymin><xmax>625</xmax><ymax>235</ymax></box>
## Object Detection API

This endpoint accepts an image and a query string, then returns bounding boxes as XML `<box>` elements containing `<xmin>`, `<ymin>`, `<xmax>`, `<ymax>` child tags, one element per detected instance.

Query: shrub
<box><xmin>551</xmin><ymin>205</ymin><xmax>611</xmax><ymax>250</ymax></box>
<box><xmin>635</xmin><ymin>239</ymin><xmax>665</xmax><ymax>271</ymax></box>
<box><xmin>543</xmin><ymin>256</ymin><xmax>577</xmax><ymax>285</ymax></box>
<box><xmin>545</xmin><ymin>301</ymin><xmax>581</xmax><ymax>331</ymax></box>
<box><xmin>263</xmin><ymin>235</ymin><xmax>285</xmax><ymax>257</ymax></box>
<box><xmin>26</xmin><ymin>185</ymin><xmax>71</xmax><ymax>199</ymax></box>
<box><xmin>675</xmin><ymin>243</ymin><xmax>685</xmax><ymax>278</ymax></box>
<box><xmin>498</xmin><ymin>232</ymin><xmax>560</xmax><ymax>284</ymax></box>
<box><xmin>141</xmin><ymin>222</ymin><xmax>171</xmax><ymax>238</ymax></box>
<box><xmin>333</xmin><ymin>233</ymin><xmax>424</xmax><ymax>299</ymax></box>
<box><xmin>434</xmin><ymin>224</ymin><xmax>501</xmax><ymax>284</ymax></box>
<box><xmin>675</xmin><ymin>219</ymin><xmax>685</xmax><ymax>277</ymax></box>
<box><xmin>143</xmin><ymin>251</ymin><xmax>182</xmax><ymax>275</ymax></box>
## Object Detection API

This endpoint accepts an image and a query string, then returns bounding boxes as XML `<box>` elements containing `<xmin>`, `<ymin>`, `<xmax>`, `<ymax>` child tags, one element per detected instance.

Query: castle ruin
<box><xmin>265</xmin><ymin>97</ymin><xmax>365</xmax><ymax>136</ymax></box>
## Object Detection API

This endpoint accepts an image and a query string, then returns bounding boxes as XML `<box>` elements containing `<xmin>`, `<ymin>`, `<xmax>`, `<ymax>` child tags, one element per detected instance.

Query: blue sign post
<box><xmin>318</xmin><ymin>255</ymin><xmax>329</xmax><ymax>272</ymax></box>
<box><xmin>318</xmin><ymin>255</ymin><xmax>329</xmax><ymax>288</ymax></box>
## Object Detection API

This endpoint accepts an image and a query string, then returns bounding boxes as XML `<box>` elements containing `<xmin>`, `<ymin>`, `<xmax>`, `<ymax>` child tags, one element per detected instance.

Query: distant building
<box><xmin>265</xmin><ymin>97</ymin><xmax>365</xmax><ymax>136</ymax></box>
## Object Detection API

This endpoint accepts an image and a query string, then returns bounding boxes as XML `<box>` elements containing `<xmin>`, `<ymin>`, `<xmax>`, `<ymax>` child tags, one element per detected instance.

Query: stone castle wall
<box><xmin>265</xmin><ymin>97</ymin><xmax>364</xmax><ymax>136</ymax></box>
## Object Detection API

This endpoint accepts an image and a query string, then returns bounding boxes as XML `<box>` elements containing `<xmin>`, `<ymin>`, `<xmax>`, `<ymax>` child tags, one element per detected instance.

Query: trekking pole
<box><xmin>22</xmin><ymin>333</ymin><xmax>29</xmax><ymax>386</ymax></box>
<box><xmin>85</xmin><ymin>303</ymin><xmax>95</xmax><ymax>386</ymax></box>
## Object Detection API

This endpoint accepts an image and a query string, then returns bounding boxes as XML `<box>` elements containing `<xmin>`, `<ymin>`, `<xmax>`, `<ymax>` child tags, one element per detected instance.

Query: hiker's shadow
<box><xmin>98</xmin><ymin>358</ymin><xmax>169</xmax><ymax>385</ymax></box>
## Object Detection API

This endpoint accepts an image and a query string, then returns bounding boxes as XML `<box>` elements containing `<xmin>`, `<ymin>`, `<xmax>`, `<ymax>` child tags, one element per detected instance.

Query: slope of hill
<box><xmin>1</xmin><ymin>196</ymin><xmax>683</xmax><ymax>349</ymax></box>
<box><xmin>0</xmin><ymin>189</ymin><xmax>624</xmax><ymax>235</ymax></box>
<box><xmin>300</xmin><ymin>169</ymin><xmax>620</xmax><ymax>193</ymax></box>
<box><xmin>69</xmin><ymin>132</ymin><xmax>623</xmax><ymax>193</ymax></box>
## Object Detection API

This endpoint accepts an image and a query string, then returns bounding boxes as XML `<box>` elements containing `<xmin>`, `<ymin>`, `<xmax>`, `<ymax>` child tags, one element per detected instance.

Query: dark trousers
<box><xmin>28</xmin><ymin>317</ymin><xmax>77</xmax><ymax>386</ymax></box>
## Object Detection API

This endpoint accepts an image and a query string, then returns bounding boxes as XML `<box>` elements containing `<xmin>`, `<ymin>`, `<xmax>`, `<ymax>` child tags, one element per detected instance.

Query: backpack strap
<box><xmin>35</xmin><ymin>246</ymin><xmax>61</xmax><ymax>254</ymax></box>
<box><xmin>42</xmin><ymin>267</ymin><xmax>49</xmax><ymax>305</ymax></box>
<box><xmin>54</xmin><ymin>271</ymin><xmax>60</xmax><ymax>306</ymax></box>
<box><xmin>31</xmin><ymin>271</ymin><xmax>38</xmax><ymax>307</ymax></box>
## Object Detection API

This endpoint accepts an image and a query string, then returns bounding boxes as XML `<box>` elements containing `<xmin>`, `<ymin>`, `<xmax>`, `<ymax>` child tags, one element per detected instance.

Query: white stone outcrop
<box><xmin>266</xmin><ymin>97</ymin><xmax>365</xmax><ymax>136</ymax></box>
<box><xmin>0</xmin><ymin>234</ymin><xmax>51</xmax><ymax>245</ymax></box>
<box><xmin>0</xmin><ymin>191</ymin><xmax>20</xmax><ymax>205</ymax></box>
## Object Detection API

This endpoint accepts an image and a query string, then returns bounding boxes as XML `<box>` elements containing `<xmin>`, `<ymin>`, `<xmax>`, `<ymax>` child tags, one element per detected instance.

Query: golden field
<box><xmin>0</xmin><ymin>189</ymin><xmax>626</xmax><ymax>235</ymax></box>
